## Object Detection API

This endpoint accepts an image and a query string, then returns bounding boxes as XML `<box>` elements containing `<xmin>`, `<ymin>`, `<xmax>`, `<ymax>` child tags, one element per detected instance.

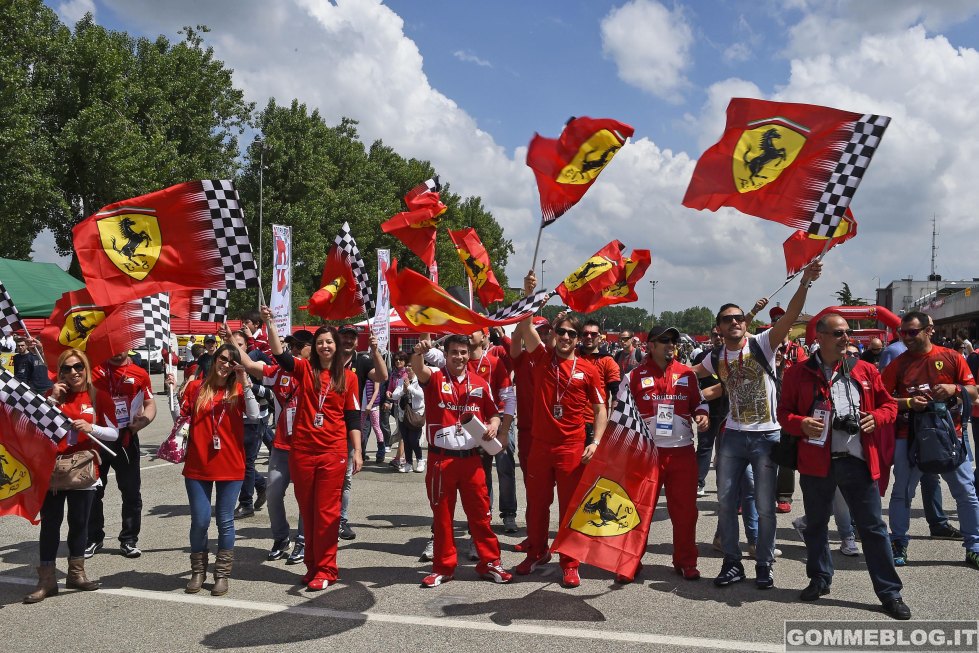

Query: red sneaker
<box><xmin>306</xmin><ymin>577</ymin><xmax>332</xmax><ymax>591</ymax></box>
<box><xmin>561</xmin><ymin>567</ymin><xmax>580</xmax><ymax>588</ymax></box>
<box><xmin>513</xmin><ymin>538</ymin><xmax>530</xmax><ymax>553</ymax></box>
<box><xmin>477</xmin><ymin>561</ymin><xmax>513</xmax><ymax>584</ymax></box>
<box><xmin>301</xmin><ymin>570</ymin><xmax>316</xmax><ymax>585</ymax></box>
<box><xmin>776</xmin><ymin>501</ymin><xmax>792</xmax><ymax>514</ymax></box>
<box><xmin>421</xmin><ymin>572</ymin><xmax>453</xmax><ymax>588</ymax></box>
<box><xmin>515</xmin><ymin>552</ymin><xmax>552</xmax><ymax>575</ymax></box>
<box><xmin>674</xmin><ymin>566</ymin><xmax>701</xmax><ymax>580</ymax></box>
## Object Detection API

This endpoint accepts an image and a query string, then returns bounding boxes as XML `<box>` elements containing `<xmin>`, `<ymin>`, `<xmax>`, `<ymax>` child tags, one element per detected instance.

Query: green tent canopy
<box><xmin>0</xmin><ymin>257</ymin><xmax>85</xmax><ymax>318</ymax></box>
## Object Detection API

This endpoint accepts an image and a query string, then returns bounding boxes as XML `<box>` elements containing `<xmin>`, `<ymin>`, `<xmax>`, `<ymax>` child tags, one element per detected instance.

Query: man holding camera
<box><xmin>778</xmin><ymin>312</ymin><xmax>908</xmax><ymax>619</ymax></box>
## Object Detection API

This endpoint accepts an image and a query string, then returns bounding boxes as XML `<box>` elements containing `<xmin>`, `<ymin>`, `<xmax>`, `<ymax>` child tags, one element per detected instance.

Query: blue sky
<box><xmin>39</xmin><ymin>0</ymin><xmax>979</xmax><ymax>316</ymax></box>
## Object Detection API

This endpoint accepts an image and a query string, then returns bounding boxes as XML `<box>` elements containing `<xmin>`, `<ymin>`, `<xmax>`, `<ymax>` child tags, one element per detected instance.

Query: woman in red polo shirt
<box><xmin>260</xmin><ymin>306</ymin><xmax>362</xmax><ymax>591</ymax></box>
<box><xmin>178</xmin><ymin>344</ymin><xmax>258</xmax><ymax>597</ymax></box>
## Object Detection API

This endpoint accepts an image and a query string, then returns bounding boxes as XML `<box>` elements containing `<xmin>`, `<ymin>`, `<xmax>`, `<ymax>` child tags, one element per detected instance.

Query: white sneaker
<box><xmin>840</xmin><ymin>535</ymin><xmax>860</xmax><ymax>557</ymax></box>
<box><xmin>414</xmin><ymin>459</ymin><xmax>426</xmax><ymax>473</ymax></box>
<box><xmin>419</xmin><ymin>538</ymin><xmax>434</xmax><ymax>562</ymax></box>
<box><xmin>399</xmin><ymin>462</ymin><xmax>412</xmax><ymax>473</ymax></box>
<box><xmin>696</xmin><ymin>486</ymin><xmax>707</xmax><ymax>498</ymax></box>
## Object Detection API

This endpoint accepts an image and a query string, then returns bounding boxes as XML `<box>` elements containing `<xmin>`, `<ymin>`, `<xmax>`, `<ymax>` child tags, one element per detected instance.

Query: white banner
<box><xmin>270</xmin><ymin>225</ymin><xmax>292</xmax><ymax>336</ymax></box>
<box><xmin>373</xmin><ymin>249</ymin><xmax>391</xmax><ymax>351</ymax></box>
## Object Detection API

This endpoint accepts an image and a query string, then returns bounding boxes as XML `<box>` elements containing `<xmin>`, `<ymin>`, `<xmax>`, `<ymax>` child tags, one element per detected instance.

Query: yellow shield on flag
<box><xmin>732</xmin><ymin>123</ymin><xmax>807</xmax><ymax>193</ymax></box>
<box><xmin>557</xmin><ymin>129</ymin><xmax>624</xmax><ymax>185</ymax></box>
<box><xmin>0</xmin><ymin>443</ymin><xmax>32</xmax><ymax>500</ymax></box>
<box><xmin>567</xmin><ymin>477</ymin><xmax>640</xmax><ymax>537</ymax></box>
<box><xmin>404</xmin><ymin>305</ymin><xmax>470</xmax><ymax>328</ymax></box>
<box><xmin>563</xmin><ymin>255</ymin><xmax>616</xmax><ymax>292</ymax></box>
<box><xmin>457</xmin><ymin>248</ymin><xmax>490</xmax><ymax>290</ymax></box>
<box><xmin>321</xmin><ymin>276</ymin><xmax>346</xmax><ymax>304</ymax></box>
<box><xmin>59</xmin><ymin>308</ymin><xmax>107</xmax><ymax>350</ymax></box>
<box><xmin>96</xmin><ymin>213</ymin><xmax>162</xmax><ymax>280</ymax></box>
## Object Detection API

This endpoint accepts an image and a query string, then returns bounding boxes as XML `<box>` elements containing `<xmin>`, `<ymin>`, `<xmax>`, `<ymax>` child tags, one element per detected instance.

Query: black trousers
<box><xmin>88</xmin><ymin>432</ymin><xmax>142</xmax><ymax>545</ymax></box>
<box><xmin>777</xmin><ymin>464</ymin><xmax>796</xmax><ymax>502</ymax></box>
<box><xmin>40</xmin><ymin>489</ymin><xmax>95</xmax><ymax>561</ymax></box>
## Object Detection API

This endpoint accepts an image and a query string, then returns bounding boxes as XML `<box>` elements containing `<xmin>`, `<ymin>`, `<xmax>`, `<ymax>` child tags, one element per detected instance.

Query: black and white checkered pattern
<box><xmin>0</xmin><ymin>280</ymin><xmax>23</xmax><ymax>336</ymax></box>
<box><xmin>199</xmin><ymin>289</ymin><xmax>228</xmax><ymax>323</ymax></box>
<box><xmin>140</xmin><ymin>293</ymin><xmax>171</xmax><ymax>352</ymax></box>
<box><xmin>201</xmin><ymin>180</ymin><xmax>259</xmax><ymax>289</ymax></box>
<box><xmin>486</xmin><ymin>290</ymin><xmax>550</xmax><ymax>322</ymax></box>
<box><xmin>806</xmin><ymin>115</ymin><xmax>890</xmax><ymax>237</ymax></box>
<box><xmin>0</xmin><ymin>369</ymin><xmax>72</xmax><ymax>443</ymax></box>
<box><xmin>605</xmin><ymin>381</ymin><xmax>655</xmax><ymax>457</ymax></box>
<box><xmin>335</xmin><ymin>222</ymin><xmax>375</xmax><ymax>317</ymax></box>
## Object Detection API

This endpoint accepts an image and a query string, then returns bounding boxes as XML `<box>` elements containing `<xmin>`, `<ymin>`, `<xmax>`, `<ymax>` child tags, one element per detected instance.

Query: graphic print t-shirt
<box><xmin>701</xmin><ymin>332</ymin><xmax>779</xmax><ymax>432</ymax></box>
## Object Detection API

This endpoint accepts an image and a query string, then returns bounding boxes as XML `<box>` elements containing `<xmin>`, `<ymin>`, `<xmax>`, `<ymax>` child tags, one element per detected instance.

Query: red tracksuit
<box><xmin>286</xmin><ymin>358</ymin><xmax>360</xmax><ymax>583</ymax></box>
<box><xmin>627</xmin><ymin>358</ymin><xmax>706</xmax><ymax>571</ymax></box>
<box><xmin>524</xmin><ymin>348</ymin><xmax>604</xmax><ymax>570</ymax></box>
<box><xmin>422</xmin><ymin>367</ymin><xmax>501</xmax><ymax>575</ymax></box>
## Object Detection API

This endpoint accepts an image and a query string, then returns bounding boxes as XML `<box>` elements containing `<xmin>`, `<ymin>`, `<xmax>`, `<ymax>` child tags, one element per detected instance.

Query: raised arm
<box><xmin>411</xmin><ymin>339</ymin><xmax>434</xmax><ymax>385</ymax></box>
<box><xmin>769</xmin><ymin>261</ymin><xmax>822</xmax><ymax>346</ymax></box>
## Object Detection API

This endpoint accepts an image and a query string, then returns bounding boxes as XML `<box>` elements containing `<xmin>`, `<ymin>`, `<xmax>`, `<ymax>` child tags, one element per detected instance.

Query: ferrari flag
<box><xmin>683</xmin><ymin>98</ymin><xmax>889</xmax><ymax>236</ymax></box>
<box><xmin>449</xmin><ymin>228</ymin><xmax>505</xmax><ymax>307</ymax></box>
<box><xmin>170</xmin><ymin>289</ymin><xmax>229</xmax><ymax>323</ymax></box>
<box><xmin>308</xmin><ymin>222</ymin><xmax>374</xmax><ymax>321</ymax></box>
<box><xmin>382</xmin><ymin>177</ymin><xmax>446</xmax><ymax>268</ymax></box>
<box><xmin>551</xmin><ymin>381</ymin><xmax>658</xmax><ymax>577</ymax></box>
<box><xmin>527</xmin><ymin>116</ymin><xmax>635</xmax><ymax>224</ymax></box>
<box><xmin>385</xmin><ymin>260</ymin><xmax>549</xmax><ymax>335</ymax></box>
<box><xmin>601</xmin><ymin>249</ymin><xmax>651</xmax><ymax>306</ymax></box>
<box><xmin>74</xmin><ymin>180</ymin><xmax>258</xmax><ymax>306</ymax></box>
<box><xmin>783</xmin><ymin>209</ymin><xmax>858</xmax><ymax>277</ymax></box>
<box><xmin>555</xmin><ymin>241</ymin><xmax>625</xmax><ymax>313</ymax></box>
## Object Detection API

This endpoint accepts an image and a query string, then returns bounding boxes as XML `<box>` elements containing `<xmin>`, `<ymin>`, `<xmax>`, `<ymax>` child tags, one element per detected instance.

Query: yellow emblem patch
<box><xmin>0</xmin><ymin>443</ymin><xmax>32</xmax><ymax>500</ymax></box>
<box><xmin>935</xmin><ymin>360</ymin><xmax>944</xmax><ymax>371</ymax></box>
<box><xmin>567</xmin><ymin>477</ymin><xmax>640</xmax><ymax>537</ymax></box>
<box><xmin>557</xmin><ymin>129</ymin><xmax>624</xmax><ymax>185</ymax></box>
<box><xmin>563</xmin><ymin>255</ymin><xmax>616</xmax><ymax>292</ymax></box>
<box><xmin>59</xmin><ymin>308</ymin><xmax>107</xmax><ymax>350</ymax></box>
<box><xmin>457</xmin><ymin>248</ymin><xmax>489</xmax><ymax>290</ymax></box>
<box><xmin>96</xmin><ymin>213</ymin><xmax>162</xmax><ymax>280</ymax></box>
<box><xmin>732</xmin><ymin>122</ymin><xmax>807</xmax><ymax>193</ymax></box>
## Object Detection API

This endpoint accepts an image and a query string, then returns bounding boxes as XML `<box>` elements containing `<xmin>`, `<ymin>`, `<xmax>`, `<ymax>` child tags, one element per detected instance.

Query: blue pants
<box><xmin>239</xmin><ymin>421</ymin><xmax>267</xmax><ymax>508</ymax></box>
<box><xmin>185</xmin><ymin>478</ymin><xmax>242</xmax><ymax>553</ymax></box>
<box><xmin>717</xmin><ymin>428</ymin><xmax>778</xmax><ymax>565</ymax></box>
<box><xmin>481</xmin><ymin>426</ymin><xmax>518</xmax><ymax>519</ymax></box>
<box><xmin>267</xmin><ymin>447</ymin><xmax>303</xmax><ymax>544</ymax></box>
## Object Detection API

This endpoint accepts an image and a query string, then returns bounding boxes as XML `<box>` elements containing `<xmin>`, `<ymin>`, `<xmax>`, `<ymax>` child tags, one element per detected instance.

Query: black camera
<box><xmin>832</xmin><ymin>413</ymin><xmax>861</xmax><ymax>435</ymax></box>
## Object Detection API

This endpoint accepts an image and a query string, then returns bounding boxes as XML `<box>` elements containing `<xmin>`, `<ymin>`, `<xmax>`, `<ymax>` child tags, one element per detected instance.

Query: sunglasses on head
<box><xmin>821</xmin><ymin>328</ymin><xmax>854</xmax><ymax>338</ymax></box>
<box><xmin>899</xmin><ymin>327</ymin><xmax>925</xmax><ymax>337</ymax></box>
<box><xmin>554</xmin><ymin>327</ymin><xmax>578</xmax><ymax>339</ymax></box>
<box><xmin>60</xmin><ymin>362</ymin><xmax>85</xmax><ymax>374</ymax></box>
<box><xmin>719</xmin><ymin>314</ymin><xmax>745</xmax><ymax>324</ymax></box>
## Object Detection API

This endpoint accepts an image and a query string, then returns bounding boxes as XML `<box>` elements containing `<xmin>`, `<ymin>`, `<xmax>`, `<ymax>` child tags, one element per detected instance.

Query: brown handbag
<box><xmin>49</xmin><ymin>450</ymin><xmax>101</xmax><ymax>492</ymax></box>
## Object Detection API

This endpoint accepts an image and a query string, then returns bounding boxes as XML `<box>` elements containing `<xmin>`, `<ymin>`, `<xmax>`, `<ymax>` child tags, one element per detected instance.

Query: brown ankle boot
<box><xmin>65</xmin><ymin>556</ymin><xmax>100</xmax><ymax>591</ymax></box>
<box><xmin>24</xmin><ymin>565</ymin><xmax>59</xmax><ymax>604</ymax></box>
<box><xmin>186</xmin><ymin>551</ymin><xmax>208</xmax><ymax>594</ymax></box>
<box><xmin>211</xmin><ymin>549</ymin><xmax>233</xmax><ymax>596</ymax></box>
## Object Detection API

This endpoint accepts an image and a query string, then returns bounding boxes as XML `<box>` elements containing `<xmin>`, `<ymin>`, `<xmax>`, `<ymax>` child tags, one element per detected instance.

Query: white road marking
<box><xmin>0</xmin><ymin>575</ymin><xmax>782</xmax><ymax>651</ymax></box>
<box><xmin>107</xmin><ymin>462</ymin><xmax>174</xmax><ymax>478</ymax></box>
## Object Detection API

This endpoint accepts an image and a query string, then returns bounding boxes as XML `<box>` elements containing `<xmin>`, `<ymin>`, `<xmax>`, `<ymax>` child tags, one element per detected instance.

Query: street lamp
<box><xmin>649</xmin><ymin>279</ymin><xmax>657</xmax><ymax>320</ymax></box>
<box><xmin>255</xmin><ymin>136</ymin><xmax>266</xmax><ymax>308</ymax></box>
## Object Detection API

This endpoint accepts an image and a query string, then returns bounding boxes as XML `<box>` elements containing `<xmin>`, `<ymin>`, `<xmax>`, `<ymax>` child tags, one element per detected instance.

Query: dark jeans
<box><xmin>777</xmin><ymin>465</ymin><xmax>795</xmax><ymax>503</ymax></box>
<box><xmin>41</xmin><ymin>489</ymin><xmax>95</xmax><ymax>561</ymax></box>
<box><xmin>800</xmin><ymin>457</ymin><xmax>903</xmax><ymax>603</ymax></box>
<box><xmin>920</xmin><ymin>473</ymin><xmax>949</xmax><ymax>529</ymax></box>
<box><xmin>88</xmin><ymin>432</ymin><xmax>142</xmax><ymax>545</ymax></box>
<box><xmin>380</xmin><ymin>402</ymin><xmax>393</xmax><ymax>447</ymax></box>
<box><xmin>696</xmin><ymin>416</ymin><xmax>722</xmax><ymax>488</ymax></box>
<box><xmin>481</xmin><ymin>427</ymin><xmax>517</xmax><ymax>519</ymax></box>
<box><xmin>400</xmin><ymin>420</ymin><xmax>423</xmax><ymax>464</ymax></box>
<box><xmin>239</xmin><ymin>421</ymin><xmax>267</xmax><ymax>508</ymax></box>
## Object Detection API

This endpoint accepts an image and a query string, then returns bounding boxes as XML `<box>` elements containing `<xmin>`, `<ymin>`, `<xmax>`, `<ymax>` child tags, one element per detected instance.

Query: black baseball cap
<box><xmin>203</xmin><ymin>335</ymin><xmax>217</xmax><ymax>343</ymax></box>
<box><xmin>289</xmin><ymin>330</ymin><xmax>314</xmax><ymax>347</ymax></box>
<box><xmin>337</xmin><ymin>324</ymin><xmax>359</xmax><ymax>336</ymax></box>
<box><xmin>647</xmin><ymin>325</ymin><xmax>680</xmax><ymax>341</ymax></box>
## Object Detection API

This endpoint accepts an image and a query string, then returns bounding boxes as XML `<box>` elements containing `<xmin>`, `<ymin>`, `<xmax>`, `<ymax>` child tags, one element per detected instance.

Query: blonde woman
<box><xmin>25</xmin><ymin>349</ymin><xmax>118</xmax><ymax>604</ymax></box>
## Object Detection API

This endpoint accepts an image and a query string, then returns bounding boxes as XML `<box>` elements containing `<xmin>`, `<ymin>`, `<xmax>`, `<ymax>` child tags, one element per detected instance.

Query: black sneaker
<box><xmin>286</xmin><ymin>542</ymin><xmax>305</xmax><ymax>565</ymax></box>
<box><xmin>755</xmin><ymin>563</ymin><xmax>774</xmax><ymax>589</ymax></box>
<box><xmin>713</xmin><ymin>561</ymin><xmax>745</xmax><ymax>587</ymax></box>
<box><xmin>254</xmin><ymin>487</ymin><xmax>267</xmax><ymax>511</ymax></box>
<box><xmin>891</xmin><ymin>541</ymin><xmax>908</xmax><ymax>567</ymax></box>
<box><xmin>966</xmin><ymin>550</ymin><xmax>979</xmax><ymax>570</ymax></box>
<box><xmin>84</xmin><ymin>541</ymin><xmax>103</xmax><ymax>559</ymax></box>
<box><xmin>799</xmin><ymin>579</ymin><xmax>830</xmax><ymax>601</ymax></box>
<box><xmin>930</xmin><ymin>523</ymin><xmax>963</xmax><ymax>540</ymax></box>
<box><xmin>882</xmin><ymin>598</ymin><xmax>912</xmax><ymax>620</ymax></box>
<box><xmin>267</xmin><ymin>538</ymin><xmax>291</xmax><ymax>561</ymax></box>
<box><xmin>234</xmin><ymin>504</ymin><xmax>255</xmax><ymax>520</ymax></box>
<box><xmin>120</xmin><ymin>542</ymin><xmax>142</xmax><ymax>558</ymax></box>
<box><xmin>338</xmin><ymin>521</ymin><xmax>356</xmax><ymax>541</ymax></box>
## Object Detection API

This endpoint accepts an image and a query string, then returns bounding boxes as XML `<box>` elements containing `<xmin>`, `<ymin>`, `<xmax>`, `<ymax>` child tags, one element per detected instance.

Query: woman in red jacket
<box><xmin>25</xmin><ymin>349</ymin><xmax>118</xmax><ymax>604</ymax></box>
<box><xmin>260</xmin><ymin>306</ymin><xmax>362</xmax><ymax>590</ymax></box>
<box><xmin>178</xmin><ymin>343</ymin><xmax>258</xmax><ymax>596</ymax></box>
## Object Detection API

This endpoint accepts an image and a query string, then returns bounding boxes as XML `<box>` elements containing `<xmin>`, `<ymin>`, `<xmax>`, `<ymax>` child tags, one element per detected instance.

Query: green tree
<box><xmin>835</xmin><ymin>282</ymin><xmax>868</xmax><ymax>306</ymax></box>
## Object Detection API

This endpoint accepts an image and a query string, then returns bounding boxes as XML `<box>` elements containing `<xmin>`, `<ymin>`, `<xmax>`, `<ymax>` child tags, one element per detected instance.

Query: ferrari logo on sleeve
<box><xmin>0</xmin><ymin>444</ymin><xmax>32</xmax><ymax>500</ymax></box>
<box><xmin>96</xmin><ymin>213</ymin><xmax>162</xmax><ymax>280</ymax></box>
<box><xmin>567</xmin><ymin>477</ymin><xmax>639</xmax><ymax>537</ymax></box>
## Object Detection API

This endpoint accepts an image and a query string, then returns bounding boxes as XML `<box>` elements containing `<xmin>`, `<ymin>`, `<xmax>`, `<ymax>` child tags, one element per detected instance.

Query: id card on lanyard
<box><xmin>314</xmin><ymin>381</ymin><xmax>329</xmax><ymax>428</ymax></box>
<box><xmin>809</xmin><ymin>399</ymin><xmax>831</xmax><ymax>447</ymax></box>
<box><xmin>655</xmin><ymin>403</ymin><xmax>675</xmax><ymax>437</ymax></box>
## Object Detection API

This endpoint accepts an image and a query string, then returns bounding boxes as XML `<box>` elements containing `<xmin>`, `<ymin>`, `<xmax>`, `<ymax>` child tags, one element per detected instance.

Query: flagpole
<box><xmin>529</xmin><ymin>219</ymin><xmax>544</xmax><ymax>287</ymax></box>
<box><xmin>764</xmin><ymin>235</ymin><xmax>835</xmax><ymax>303</ymax></box>
<box><xmin>256</xmin><ymin>136</ymin><xmax>265</xmax><ymax>312</ymax></box>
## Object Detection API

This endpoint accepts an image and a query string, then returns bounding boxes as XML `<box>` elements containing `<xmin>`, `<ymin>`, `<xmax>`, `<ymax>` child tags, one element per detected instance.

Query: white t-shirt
<box><xmin>701</xmin><ymin>332</ymin><xmax>779</xmax><ymax>432</ymax></box>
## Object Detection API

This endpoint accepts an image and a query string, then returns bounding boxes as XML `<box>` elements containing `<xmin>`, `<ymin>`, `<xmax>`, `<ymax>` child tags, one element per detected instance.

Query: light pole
<box><xmin>541</xmin><ymin>259</ymin><xmax>546</xmax><ymax>289</ymax></box>
<box><xmin>256</xmin><ymin>136</ymin><xmax>265</xmax><ymax>309</ymax></box>
<box><xmin>649</xmin><ymin>279</ymin><xmax>657</xmax><ymax>323</ymax></box>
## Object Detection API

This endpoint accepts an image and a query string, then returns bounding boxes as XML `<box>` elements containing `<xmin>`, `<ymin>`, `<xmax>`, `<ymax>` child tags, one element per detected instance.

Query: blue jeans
<box><xmin>717</xmin><ymin>428</ymin><xmax>778</xmax><ymax>565</ymax></box>
<box><xmin>800</xmin><ymin>457</ymin><xmax>903</xmax><ymax>602</ymax></box>
<box><xmin>482</xmin><ymin>425</ymin><xmax>518</xmax><ymax>519</ymax></box>
<box><xmin>341</xmin><ymin>447</ymin><xmax>353</xmax><ymax>524</ymax></box>
<box><xmin>696</xmin><ymin>416</ymin><xmax>722</xmax><ymax>488</ymax></box>
<box><xmin>267</xmin><ymin>447</ymin><xmax>303</xmax><ymax>544</ymax></box>
<box><xmin>185</xmin><ymin>478</ymin><xmax>242</xmax><ymax>553</ymax></box>
<box><xmin>889</xmin><ymin>438</ymin><xmax>979</xmax><ymax>552</ymax></box>
<box><xmin>795</xmin><ymin>489</ymin><xmax>854</xmax><ymax>540</ymax></box>
<box><xmin>239</xmin><ymin>421</ymin><xmax>267</xmax><ymax>508</ymax></box>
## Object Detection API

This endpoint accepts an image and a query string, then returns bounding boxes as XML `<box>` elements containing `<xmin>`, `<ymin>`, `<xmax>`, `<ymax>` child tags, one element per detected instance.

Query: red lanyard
<box><xmin>553</xmin><ymin>355</ymin><xmax>578</xmax><ymax>406</ymax></box>
<box><xmin>209</xmin><ymin>391</ymin><xmax>228</xmax><ymax>431</ymax></box>
<box><xmin>317</xmin><ymin>372</ymin><xmax>331</xmax><ymax>413</ymax></box>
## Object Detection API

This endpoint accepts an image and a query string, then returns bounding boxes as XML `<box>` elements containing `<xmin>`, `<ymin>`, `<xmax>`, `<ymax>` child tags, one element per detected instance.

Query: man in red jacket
<box><xmin>778</xmin><ymin>312</ymin><xmax>909</xmax><ymax>620</ymax></box>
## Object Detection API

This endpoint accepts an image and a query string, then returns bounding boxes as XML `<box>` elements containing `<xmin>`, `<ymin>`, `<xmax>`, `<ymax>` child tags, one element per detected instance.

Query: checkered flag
<box><xmin>201</xmin><ymin>180</ymin><xmax>259</xmax><ymax>289</ymax></box>
<box><xmin>199</xmin><ymin>289</ymin><xmax>228</xmax><ymax>322</ymax></box>
<box><xmin>406</xmin><ymin>176</ymin><xmax>440</xmax><ymax>201</ymax></box>
<box><xmin>0</xmin><ymin>369</ymin><xmax>72</xmax><ymax>444</ymax></box>
<box><xmin>806</xmin><ymin>114</ymin><xmax>890</xmax><ymax>237</ymax></box>
<box><xmin>486</xmin><ymin>290</ymin><xmax>550</xmax><ymax>322</ymax></box>
<box><xmin>140</xmin><ymin>293</ymin><xmax>171</xmax><ymax>352</ymax></box>
<box><xmin>0</xmin><ymin>280</ymin><xmax>24</xmax><ymax>336</ymax></box>
<box><xmin>336</xmin><ymin>222</ymin><xmax>375</xmax><ymax>316</ymax></box>
<box><xmin>607</xmin><ymin>379</ymin><xmax>655</xmax><ymax>457</ymax></box>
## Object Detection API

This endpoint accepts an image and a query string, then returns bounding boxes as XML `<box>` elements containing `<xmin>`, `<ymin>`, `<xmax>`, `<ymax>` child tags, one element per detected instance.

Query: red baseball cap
<box><xmin>533</xmin><ymin>317</ymin><xmax>551</xmax><ymax>332</ymax></box>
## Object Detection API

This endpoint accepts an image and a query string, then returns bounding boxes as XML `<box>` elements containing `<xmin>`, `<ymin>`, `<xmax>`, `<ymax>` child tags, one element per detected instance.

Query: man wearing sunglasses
<box><xmin>693</xmin><ymin>261</ymin><xmax>822</xmax><ymax>590</ymax></box>
<box><xmin>778</xmin><ymin>313</ymin><xmax>908</xmax><ymax>619</ymax></box>
<box><xmin>86</xmin><ymin>349</ymin><xmax>158</xmax><ymax>559</ymax></box>
<box><xmin>881</xmin><ymin>311</ymin><xmax>979</xmax><ymax>572</ymax></box>
<box><xmin>579</xmin><ymin>319</ymin><xmax>622</xmax><ymax>426</ymax></box>
<box><xmin>618</xmin><ymin>325</ymin><xmax>708</xmax><ymax>583</ymax></box>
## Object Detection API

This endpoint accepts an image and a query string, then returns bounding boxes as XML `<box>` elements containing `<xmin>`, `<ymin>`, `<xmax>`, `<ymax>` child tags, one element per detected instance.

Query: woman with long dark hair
<box><xmin>177</xmin><ymin>343</ymin><xmax>258</xmax><ymax>596</ymax></box>
<box><xmin>25</xmin><ymin>349</ymin><xmax>118</xmax><ymax>604</ymax></box>
<box><xmin>260</xmin><ymin>306</ymin><xmax>362</xmax><ymax>590</ymax></box>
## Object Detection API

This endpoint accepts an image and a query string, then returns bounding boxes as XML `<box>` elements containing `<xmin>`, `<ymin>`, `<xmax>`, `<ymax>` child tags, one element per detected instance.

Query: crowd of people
<box><xmin>19</xmin><ymin>265</ymin><xmax>979</xmax><ymax>623</ymax></box>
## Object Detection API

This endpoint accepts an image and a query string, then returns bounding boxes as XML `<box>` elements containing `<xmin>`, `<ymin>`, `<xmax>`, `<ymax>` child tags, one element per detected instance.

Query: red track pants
<box><xmin>426</xmin><ymin>453</ymin><xmax>501</xmax><ymax>575</ymax></box>
<box><xmin>290</xmin><ymin>450</ymin><xmax>345</xmax><ymax>582</ymax></box>
<box><xmin>651</xmin><ymin>444</ymin><xmax>699</xmax><ymax>569</ymax></box>
<box><xmin>525</xmin><ymin>440</ymin><xmax>585</xmax><ymax>570</ymax></box>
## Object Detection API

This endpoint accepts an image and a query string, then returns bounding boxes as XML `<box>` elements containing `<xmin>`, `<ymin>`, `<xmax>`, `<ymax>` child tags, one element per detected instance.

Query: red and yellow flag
<box><xmin>382</xmin><ymin>178</ymin><xmax>446</xmax><ymax>268</ymax></box>
<box><xmin>448</xmin><ymin>228</ymin><xmax>504</xmax><ymax>307</ymax></box>
<box><xmin>0</xmin><ymin>403</ymin><xmax>58</xmax><ymax>524</ymax></box>
<box><xmin>601</xmin><ymin>249</ymin><xmax>651</xmax><ymax>306</ymax></box>
<box><xmin>783</xmin><ymin>209</ymin><xmax>858</xmax><ymax>277</ymax></box>
<box><xmin>73</xmin><ymin>180</ymin><xmax>258</xmax><ymax>306</ymax></box>
<box><xmin>527</xmin><ymin>116</ymin><xmax>635</xmax><ymax>224</ymax></box>
<box><xmin>555</xmin><ymin>241</ymin><xmax>625</xmax><ymax>313</ymax></box>
<box><xmin>308</xmin><ymin>244</ymin><xmax>363</xmax><ymax>321</ymax></box>
<box><xmin>39</xmin><ymin>289</ymin><xmax>145</xmax><ymax>369</ymax></box>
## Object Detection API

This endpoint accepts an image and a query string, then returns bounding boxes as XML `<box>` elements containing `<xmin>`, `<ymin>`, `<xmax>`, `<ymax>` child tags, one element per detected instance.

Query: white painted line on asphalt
<box><xmin>107</xmin><ymin>462</ymin><xmax>174</xmax><ymax>478</ymax></box>
<box><xmin>0</xmin><ymin>575</ymin><xmax>782</xmax><ymax>651</ymax></box>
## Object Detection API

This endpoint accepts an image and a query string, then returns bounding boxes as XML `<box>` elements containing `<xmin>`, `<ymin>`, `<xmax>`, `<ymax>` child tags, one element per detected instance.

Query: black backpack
<box><xmin>908</xmin><ymin>388</ymin><xmax>970</xmax><ymax>474</ymax></box>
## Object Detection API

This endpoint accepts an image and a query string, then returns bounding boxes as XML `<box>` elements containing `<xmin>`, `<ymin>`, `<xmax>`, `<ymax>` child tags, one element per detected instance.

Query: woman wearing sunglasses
<box><xmin>25</xmin><ymin>350</ymin><xmax>119</xmax><ymax>604</ymax></box>
<box><xmin>176</xmin><ymin>343</ymin><xmax>258</xmax><ymax>596</ymax></box>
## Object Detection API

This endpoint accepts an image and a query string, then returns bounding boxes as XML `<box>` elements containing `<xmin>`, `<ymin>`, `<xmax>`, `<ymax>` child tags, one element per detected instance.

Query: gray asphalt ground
<box><xmin>1</xmin><ymin>373</ymin><xmax>977</xmax><ymax>652</ymax></box>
